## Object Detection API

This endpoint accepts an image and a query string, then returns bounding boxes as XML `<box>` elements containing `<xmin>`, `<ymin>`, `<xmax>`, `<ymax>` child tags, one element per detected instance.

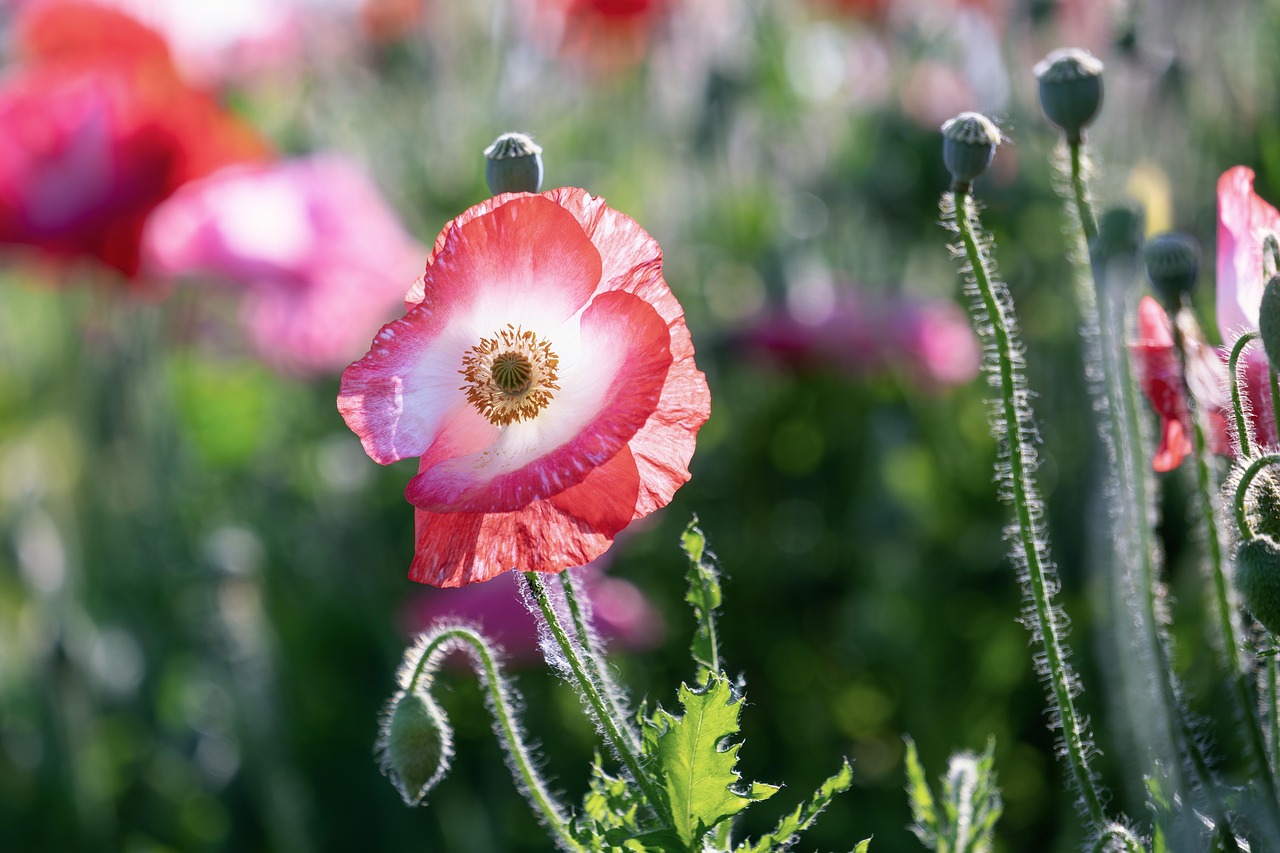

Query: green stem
<box><xmin>556</xmin><ymin>571</ymin><xmax>641</xmax><ymax>753</ymax></box>
<box><xmin>1230</xmin><ymin>332</ymin><xmax>1261</xmax><ymax>458</ymax></box>
<box><xmin>952</xmin><ymin>189</ymin><xmax>1107</xmax><ymax>828</ymax></box>
<box><xmin>525</xmin><ymin>572</ymin><xmax>673</xmax><ymax>826</ymax></box>
<box><xmin>1089</xmin><ymin>824</ymin><xmax>1148</xmax><ymax>853</ymax></box>
<box><xmin>1069</xmin><ymin>142</ymin><xmax>1098</xmax><ymax>244</ymax></box>
<box><xmin>1234</xmin><ymin>454</ymin><xmax>1280</xmax><ymax>539</ymax></box>
<box><xmin>1270</xmin><ymin>654</ymin><xmax>1280</xmax><ymax>784</ymax></box>
<box><xmin>408</xmin><ymin>627</ymin><xmax>585</xmax><ymax>852</ymax></box>
<box><xmin>1173</xmin><ymin>323</ymin><xmax>1279</xmax><ymax>804</ymax></box>
<box><xmin>1271</xmin><ymin>367</ymin><xmax>1280</xmax><ymax>444</ymax></box>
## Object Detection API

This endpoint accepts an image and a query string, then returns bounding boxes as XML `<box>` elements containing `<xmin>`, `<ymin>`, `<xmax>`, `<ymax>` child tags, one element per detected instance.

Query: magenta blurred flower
<box><xmin>142</xmin><ymin>155</ymin><xmax>425</xmax><ymax>374</ymax></box>
<box><xmin>1216</xmin><ymin>165</ymin><xmax>1280</xmax><ymax>449</ymax></box>
<box><xmin>736</xmin><ymin>289</ymin><xmax>980</xmax><ymax>389</ymax></box>
<box><xmin>0</xmin><ymin>1</ymin><xmax>270</xmax><ymax>280</ymax></box>
<box><xmin>400</xmin><ymin>561</ymin><xmax>665</xmax><ymax>666</ymax></box>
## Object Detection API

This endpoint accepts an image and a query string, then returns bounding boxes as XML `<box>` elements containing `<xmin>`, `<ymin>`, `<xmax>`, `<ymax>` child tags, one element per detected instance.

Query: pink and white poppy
<box><xmin>339</xmin><ymin>188</ymin><xmax>710</xmax><ymax>587</ymax></box>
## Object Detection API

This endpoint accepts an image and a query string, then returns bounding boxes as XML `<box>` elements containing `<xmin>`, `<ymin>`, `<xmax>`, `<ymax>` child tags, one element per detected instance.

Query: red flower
<box><xmin>0</xmin><ymin>1</ymin><xmax>269</xmax><ymax>278</ymax></box>
<box><xmin>1131</xmin><ymin>296</ymin><xmax>1231</xmax><ymax>472</ymax></box>
<box><xmin>526</xmin><ymin>0</ymin><xmax>671</xmax><ymax>72</ymax></box>
<box><xmin>339</xmin><ymin>188</ymin><xmax>710</xmax><ymax>587</ymax></box>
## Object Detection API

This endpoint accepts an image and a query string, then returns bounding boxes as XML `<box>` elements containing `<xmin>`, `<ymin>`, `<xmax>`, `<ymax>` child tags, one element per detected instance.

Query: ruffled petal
<box><xmin>410</xmin><ymin>446</ymin><xmax>641</xmax><ymax>586</ymax></box>
<box><xmin>1217</xmin><ymin>166</ymin><xmax>1280</xmax><ymax>339</ymax></box>
<box><xmin>1153</xmin><ymin>417</ymin><xmax>1190</xmax><ymax>474</ymax></box>
<box><xmin>338</xmin><ymin>308</ymin><xmax>489</xmax><ymax>465</ymax></box>
<box><xmin>406</xmin><ymin>289</ymin><xmax>672</xmax><ymax>512</ymax></box>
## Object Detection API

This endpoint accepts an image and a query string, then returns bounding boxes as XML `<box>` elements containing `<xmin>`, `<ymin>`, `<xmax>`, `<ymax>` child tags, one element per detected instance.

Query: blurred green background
<box><xmin>5</xmin><ymin>0</ymin><xmax>1280</xmax><ymax>850</ymax></box>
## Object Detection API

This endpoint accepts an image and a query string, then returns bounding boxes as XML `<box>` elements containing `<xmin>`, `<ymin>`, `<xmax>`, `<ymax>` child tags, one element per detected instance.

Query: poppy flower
<box><xmin>338</xmin><ymin>188</ymin><xmax>710</xmax><ymax>587</ymax></box>
<box><xmin>0</xmin><ymin>1</ymin><xmax>269</xmax><ymax>279</ymax></box>
<box><xmin>1217</xmin><ymin>165</ymin><xmax>1280</xmax><ymax>448</ymax></box>
<box><xmin>1130</xmin><ymin>296</ymin><xmax>1231</xmax><ymax>472</ymax></box>
<box><xmin>142</xmin><ymin>155</ymin><xmax>425</xmax><ymax>374</ymax></box>
<box><xmin>736</xmin><ymin>288</ymin><xmax>979</xmax><ymax>390</ymax></box>
<box><xmin>525</xmin><ymin>0</ymin><xmax>671</xmax><ymax>73</ymax></box>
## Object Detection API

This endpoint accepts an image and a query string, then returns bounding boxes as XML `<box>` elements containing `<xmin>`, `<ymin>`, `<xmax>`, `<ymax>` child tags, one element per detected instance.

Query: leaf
<box><xmin>739</xmin><ymin>758</ymin><xmax>854</xmax><ymax>853</ymax></box>
<box><xmin>904</xmin><ymin>737</ymin><xmax>937</xmax><ymax>845</ymax></box>
<box><xmin>852</xmin><ymin>841</ymin><xmax>872</xmax><ymax>853</ymax></box>
<box><xmin>681</xmin><ymin>518</ymin><xmax>723</xmax><ymax>685</ymax></box>
<box><xmin>905</xmin><ymin>736</ymin><xmax>1001</xmax><ymax>853</ymax></box>
<box><xmin>642</xmin><ymin>674</ymin><xmax>777</xmax><ymax>847</ymax></box>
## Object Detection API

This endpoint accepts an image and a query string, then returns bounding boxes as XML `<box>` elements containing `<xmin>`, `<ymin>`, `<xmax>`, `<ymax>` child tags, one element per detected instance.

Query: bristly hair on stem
<box><xmin>941</xmin><ymin>188</ymin><xmax>1115</xmax><ymax>833</ymax></box>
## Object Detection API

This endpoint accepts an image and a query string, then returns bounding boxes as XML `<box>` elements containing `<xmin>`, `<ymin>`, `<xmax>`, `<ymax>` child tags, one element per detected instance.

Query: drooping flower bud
<box><xmin>1259</xmin><ymin>275</ymin><xmax>1280</xmax><ymax>371</ymax></box>
<box><xmin>1144</xmin><ymin>232</ymin><xmax>1199</xmax><ymax>309</ymax></box>
<box><xmin>484</xmin><ymin>132</ymin><xmax>544</xmax><ymax>195</ymax></box>
<box><xmin>378</xmin><ymin>688</ymin><xmax>454</xmax><ymax>806</ymax></box>
<box><xmin>941</xmin><ymin>112</ymin><xmax>1000</xmax><ymax>193</ymax></box>
<box><xmin>1034</xmin><ymin>48</ymin><xmax>1104</xmax><ymax>144</ymax></box>
<box><xmin>1236</xmin><ymin>537</ymin><xmax>1280</xmax><ymax>635</ymax></box>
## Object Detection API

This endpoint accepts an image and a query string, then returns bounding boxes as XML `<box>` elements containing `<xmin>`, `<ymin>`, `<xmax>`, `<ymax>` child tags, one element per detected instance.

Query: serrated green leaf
<box><xmin>906</xmin><ymin>737</ymin><xmax>1000</xmax><ymax>853</ymax></box>
<box><xmin>904</xmin><ymin>736</ymin><xmax>937</xmax><ymax>843</ymax></box>
<box><xmin>681</xmin><ymin>518</ymin><xmax>723</xmax><ymax>685</ymax></box>
<box><xmin>739</xmin><ymin>758</ymin><xmax>854</xmax><ymax>853</ymax></box>
<box><xmin>642</xmin><ymin>674</ymin><xmax>776</xmax><ymax>847</ymax></box>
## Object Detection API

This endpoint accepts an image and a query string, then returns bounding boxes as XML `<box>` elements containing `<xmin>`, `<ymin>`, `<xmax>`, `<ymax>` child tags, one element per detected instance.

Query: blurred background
<box><xmin>3</xmin><ymin>0</ymin><xmax>1280</xmax><ymax>850</ymax></box>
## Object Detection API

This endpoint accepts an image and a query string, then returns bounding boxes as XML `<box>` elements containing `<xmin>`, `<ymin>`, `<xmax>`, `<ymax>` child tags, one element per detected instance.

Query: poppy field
<box><xmin>5</xmin><ymin>1</ymin><xmax>1280</xmax><ymax>851</ymax></box>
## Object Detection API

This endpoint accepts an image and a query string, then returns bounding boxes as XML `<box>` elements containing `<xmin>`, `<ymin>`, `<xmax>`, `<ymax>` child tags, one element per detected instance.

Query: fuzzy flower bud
<box><xmin>1236</xmin><ymin>537</ymin><xmax>1280</xmax><ymax>635</ymax></box>
<box><xmin>1259</xmin><ymin>275</ymin><xmax>1280</xmax><ymax>372</ymax></box>
<box><xmin>941</xmin><ymin>112</ymin><xmax>1000</xmax><ymax>193</ymax></box>
<box><xmin>484</xmin><ymin>132</ymin><xmax>544</xmax><ymax>195</ymax></box>
<box><xmin>1034</xmin><ymin>48</ymin><xmax>1104</xmax><ymax>144</ymax></box>
<box><xmin>378</xmin><ymin>687</ymin><xmax>454</xmax><ymax>806</ymax></box>
<box><xmin>1144</xmin><ymin>232</ymin><xmax>1199</xmax><ymax>308</ymax></box>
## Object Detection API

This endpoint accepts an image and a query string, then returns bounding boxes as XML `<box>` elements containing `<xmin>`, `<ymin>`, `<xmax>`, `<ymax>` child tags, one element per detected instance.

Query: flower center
<box><xmin>460</xmin><ymin>325</ymin><xmax>560</xmax><ymax>426</ymax></box>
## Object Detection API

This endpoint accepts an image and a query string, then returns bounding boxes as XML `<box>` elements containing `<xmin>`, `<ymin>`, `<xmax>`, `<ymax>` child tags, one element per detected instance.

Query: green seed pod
<box><xmin>1034</xmin><ymin>48</ymin><xmax>1104</xmax><ymax>144</ymax></box>
<box><xmin>484</xmin><ymin>132</ymin><xmax>543</xmax><ymax>195</ymax></box>
<box><xmin>1259</xmin><ymin>275</ymin><xmax>1280</xmax><ymax>372</ymax></box>
<box><xmin>941</xmin><ymin>112</ymin><xmax>1000</xmax><ymax>192</ymax></box>
<box><xmin>1237</xmin><ymin>537</ymin><xmax>1280</xmax><ymax>635</ymax></box>
<box><xmin>379</xmin><ymin>688</ymin><xmax>454</xmax><ymax>806</ymax></box>
<box><xmin>1143</xmin><ymin>232</ymin><xmax>1199</xmax><ymax>308</ymax></box>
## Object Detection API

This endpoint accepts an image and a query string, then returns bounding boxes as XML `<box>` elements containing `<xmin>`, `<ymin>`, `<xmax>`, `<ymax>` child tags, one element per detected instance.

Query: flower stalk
<box><xmin>395</xmin><ymin>626</ymin><xmax>585</xmax><ymax>852</ymax></box>
<box><xmin>524</xmin><ymin>571</ymin><xmax>673</xmax><ymax>827</ymax></box>
<box><xmin>945</xmin><ymin>184</ymin><xmax>1108</xmax><ymax>829</ymax></box>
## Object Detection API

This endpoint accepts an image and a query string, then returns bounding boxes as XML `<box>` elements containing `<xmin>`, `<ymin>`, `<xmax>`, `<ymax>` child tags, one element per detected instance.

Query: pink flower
<box><xmin>400</xmin><ymin>561</ymin><xmax>665</xmax><ymax>666</ymax></box>
<box><xmin>737</xmin><ymin>290</ymin><xmax>980</xmax><ymax>390</ymax></box>
<box><xmin>0</xmin><ymin>1</ymin><xmax>270</xmax><ymax>279</ymax></box>
<box><xmin>142</xmin><ymin>155</ymin><xmax>425</xmax><ymax>374</ymax></box>
<box><xmin>1217</xmin><ymin>165</ymin><xmax>1280</xmax><ymax>449</ymax></box>
<box><xmin>338</xmin><ymin>188</ymin><xmax>711</xmax><ymax>587</ymax></box>
<box><xmin>1131</xmin><ymin>296</ymin><xmax>1232</xmax><ymax>472</ymax></box>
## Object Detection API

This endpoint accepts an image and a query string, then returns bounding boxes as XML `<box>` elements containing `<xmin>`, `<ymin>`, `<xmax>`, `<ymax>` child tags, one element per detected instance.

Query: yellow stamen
<box><xmin>460</xmin><ymin>325</ymin><xmax>559</xmax><ymax>425</ymax></box>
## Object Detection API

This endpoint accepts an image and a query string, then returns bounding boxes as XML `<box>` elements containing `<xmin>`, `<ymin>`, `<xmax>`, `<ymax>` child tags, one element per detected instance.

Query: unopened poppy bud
<box><xmin>484</xmin><ymin>132</ymin><xmax>543</xmax><ymax>195</ymax></box>
<box><xmin>1236</xmin><ymin>537</ymin><xmax>1280</xmax><ymax>635</ymax></box>
<box><xmin>1144</xmin><ymin>232</ymin><xmax>1199</xmax><ymax>308</ymax></box>
<box><xmin>1034</xmin><ymin>48</ymin><xmax>1103</xmax><ymax>144</ymax></box>
<box><xmin>941</xmin><ymin>112</ymin><xmax>1000</xmax><ymax>193</ymax></box>
<box><xmin>1091</xmin><ymin>207</ymin><xmax>1142</xmax><ymax>266</ymax></box>
<box><xmin>379</xmin><ymin>688</ymin><xmax>454</xmax><ymax>806</ymax></box>
<box><xmin>1259</xmin><ymin>276</ymin><xmax>1280</xmax><ymax>371</ymax></box>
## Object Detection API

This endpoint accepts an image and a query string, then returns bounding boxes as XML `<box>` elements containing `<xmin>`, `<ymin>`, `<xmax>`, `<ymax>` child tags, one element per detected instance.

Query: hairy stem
<box><xmin>407</xmin><ymin>627</ymin><xmax>584</xmax><ymax>852</ymax></box>
<box><xmin>1173</xmin><ymin>323</ymin><xmax>1278</xmax><ymax>804</ymax></box>
<box><xmin>1229</xmin><ymin>333</ymin><xmax>1261</xmax><ymax>458</ymax></box>
<box><xmin>949</xmin><ymin>189</ymin><xmax>1107</xmax><ymax>828</ymax></box>
<box><xmin>1069</xmin><ymin>142</ymin><xmax>1098</xmax><ymax>244</ymax></box>
<box><xmin>525</xmin><ymin>572</ymin><xmax>672</xmax><ymax>826</ymax></box>
<box><xmin>557</xmin><ymin>571</ymin><xmax>641</xmax><ymax>752</ymax></box>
